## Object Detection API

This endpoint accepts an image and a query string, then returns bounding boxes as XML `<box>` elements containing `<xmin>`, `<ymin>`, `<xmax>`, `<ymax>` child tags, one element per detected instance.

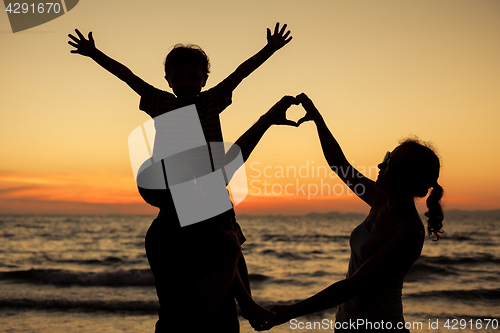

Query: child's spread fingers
<box><xmin>283</xmin><ymin>30</ymin><xmax>291</xmax><ymax>39</ymax></box>
<box><xmin>75</xmin><ymin>29</ymin><xmax>85</xmax><ymax>39</ymax></box>
<box><xmin>279</xmin><ymin>23</ymin><xmax>287</xmax><ymax>35</ymax></box>
<box><xmin>274</xmin><ymin>22</ymin><xmax>279</xmax><ymax>34</ymax></box>
<box><xmin>68</xmin><ymin>41</ymin><xmax>78</xmax><ymax>48</ymax></box>
<box><xmin>68</xmin><ymin>34</ymin><xmax>79</xmax><ymax>42</ymax></box>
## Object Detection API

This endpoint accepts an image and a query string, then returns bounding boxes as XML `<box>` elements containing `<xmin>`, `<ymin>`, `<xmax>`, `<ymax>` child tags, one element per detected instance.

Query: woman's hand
<box><xmin>68</xmin><ymin>29</ymin><xmax>97</xmax><ymax>57</ymax></box>
<box><xmin>262</xmin><ymin>95</ymin><xmax>299</xmax><ymax>126</ymax></box>
<box><xmin>296</xmin><ymin>93</ymin><xmax>322</xmax><ymax>125</ymax></box>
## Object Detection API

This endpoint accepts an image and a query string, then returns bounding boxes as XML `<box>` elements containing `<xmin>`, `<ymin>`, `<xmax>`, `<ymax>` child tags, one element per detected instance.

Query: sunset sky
<box><xmin>1</xmin><ymin>0</ymin><xmax>499</xmax><ymax>215</ymax></box>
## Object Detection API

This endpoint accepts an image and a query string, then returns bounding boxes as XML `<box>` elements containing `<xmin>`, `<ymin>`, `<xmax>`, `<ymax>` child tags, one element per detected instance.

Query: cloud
<box><xmin>0</xmin><ymin>185</ymin><xmax>40</xmax><ymax>196</ymax></box>
<box><xmin>0</xmin><ymin>198</ymin><xmax>156</xmax><ymax>215</ymax></box>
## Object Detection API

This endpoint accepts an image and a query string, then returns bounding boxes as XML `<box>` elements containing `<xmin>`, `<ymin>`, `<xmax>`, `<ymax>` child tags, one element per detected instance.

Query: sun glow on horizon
<box><xmin>1</xmin><ymin>0</ymin><xmax>500</xmax><ymax>214</ymax></box>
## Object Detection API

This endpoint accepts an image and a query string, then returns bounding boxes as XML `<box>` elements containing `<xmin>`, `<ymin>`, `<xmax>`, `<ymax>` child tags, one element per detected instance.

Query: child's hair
<box><xmin>398</xmin><ymin>137</ymin><xmax>444</xmax><ymax>241</ymax></box>
<box><xmin>164</xmin><ymin>44</ymin><xmax>211</xmax><ymax>78</ymax></box>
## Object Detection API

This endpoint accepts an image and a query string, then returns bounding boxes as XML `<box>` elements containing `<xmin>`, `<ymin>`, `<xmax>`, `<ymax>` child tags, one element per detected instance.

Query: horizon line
<box><xmin>1</xmin><ymin>208</ymin><xmax>499</xmax><ymax>217</ymax></box>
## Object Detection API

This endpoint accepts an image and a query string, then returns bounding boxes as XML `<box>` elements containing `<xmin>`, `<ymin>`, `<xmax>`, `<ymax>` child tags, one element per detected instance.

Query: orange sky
<box><xmin>1</xmin><ymin>0</ymin><xmax>500</xmax><ymax>215</ymax></box>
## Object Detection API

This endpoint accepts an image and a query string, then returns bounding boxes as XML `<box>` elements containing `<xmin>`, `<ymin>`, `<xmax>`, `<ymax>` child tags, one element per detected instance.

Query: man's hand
<box><xmin>262</xmin><ymin>95</ymin><xmax>300</xmax><ymax>126</ymax></box>
<box><xmin>267</xmin><ymin>22</ymin><xmax>292</xmax><ymax>52</ymax></box>
<box><xmin>68</xmin><ymin>29</ymin><xmax>97</xmax><ymax>57</ymax></box>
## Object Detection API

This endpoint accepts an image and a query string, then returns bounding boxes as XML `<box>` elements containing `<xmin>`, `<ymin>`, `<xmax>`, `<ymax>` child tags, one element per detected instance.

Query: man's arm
<box><xmin>68</xmin><ymin>29</ymin><xmax>149</xmax><ymax>96</ymax></box>
<box><xmin>232</xmin><ymin>96</ymin><xmax>297</xmax><ymax>162</ymax></box>
<box><xmin>220</xmin><ymin>23</ymin><xmax>292</xmax><ymax>94</ymax></box>
<box><xmin>222</xmin><ymin>96</ymin><xmax>298</xmax><ymax>185</ymax></box>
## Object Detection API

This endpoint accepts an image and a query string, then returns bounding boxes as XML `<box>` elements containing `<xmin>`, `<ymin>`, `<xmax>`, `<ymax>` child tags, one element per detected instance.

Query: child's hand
<box><xmin>266</xmin><ymin>22</ymin><xmax>292</xmax><ymax>52</ymax></box>
<box><xmin>68</xmin><ymin>29</ymin><xmax>97</xmax><ymax>57</ymax></box>
<box><xmin>296</xmin><ymin>93</ymin><xmax>322</xmax><ymax>125</ymax></box>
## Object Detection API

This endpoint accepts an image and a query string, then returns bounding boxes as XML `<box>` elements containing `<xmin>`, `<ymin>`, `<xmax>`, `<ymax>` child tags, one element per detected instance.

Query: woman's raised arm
<box><xmin>297</xmin><ymin>93</ymin><xmax>381</xmax><ymax>207</ymax></box>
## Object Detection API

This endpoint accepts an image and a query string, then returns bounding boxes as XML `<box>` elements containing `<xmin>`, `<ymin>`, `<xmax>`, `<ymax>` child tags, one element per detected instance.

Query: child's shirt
<box><xmin>139</xmin><ymin>81</ymin><xmax>241</xmax><ymax>231</ymax></box>
<box><xmin>139</xmin><ymin>81</ymin><xmax>232</xmax><ymax>178</ymax></box>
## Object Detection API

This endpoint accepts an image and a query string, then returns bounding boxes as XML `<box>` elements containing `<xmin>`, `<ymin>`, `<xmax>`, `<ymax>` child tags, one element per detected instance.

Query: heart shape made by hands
<box><xmin>285</xmin><ymin>103</ymin><xmax>307</xmax><ymax>125</ymax></box>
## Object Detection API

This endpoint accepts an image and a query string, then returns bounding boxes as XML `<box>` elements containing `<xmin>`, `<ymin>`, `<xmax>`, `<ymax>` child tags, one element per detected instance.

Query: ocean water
<box><xmin>0</xmin><ymin>211</ymin><xmax>499</xmax><ymax>333</ymax></box>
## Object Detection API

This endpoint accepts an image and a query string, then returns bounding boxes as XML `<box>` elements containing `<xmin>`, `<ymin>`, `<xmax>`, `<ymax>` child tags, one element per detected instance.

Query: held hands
<box><xmin>263</xmin><ymin>93</ymin><xmax>322</xmax><ymax>127</ymax></box>
<box><xmin>256</xmin><ymin>304</ymin><xmax>294</xmax><ymax>331</ymax></box>
<box><xmin>267</xmin><ymin>22</ymin><xmax>292</xmax><ymax>52</ymax></box>
<box><xmin>68</xmin><ymin>29</ymin><xmax>97</xmax><ymax>57</ymax></box>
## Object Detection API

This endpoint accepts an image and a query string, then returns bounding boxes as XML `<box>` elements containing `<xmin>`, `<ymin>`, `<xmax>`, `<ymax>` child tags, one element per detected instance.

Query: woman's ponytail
<box><xmin>425</xmin><ymin>182</ymin><xmax>444</xmax><ymax>241</ymax></box>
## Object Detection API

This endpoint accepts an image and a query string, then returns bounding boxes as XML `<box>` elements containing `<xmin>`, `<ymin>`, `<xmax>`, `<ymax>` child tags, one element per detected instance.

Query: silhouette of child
<box><xmin>68</xmin><ymin>23</ymin><xmax>292</xmax><ymax>332</ymax></box>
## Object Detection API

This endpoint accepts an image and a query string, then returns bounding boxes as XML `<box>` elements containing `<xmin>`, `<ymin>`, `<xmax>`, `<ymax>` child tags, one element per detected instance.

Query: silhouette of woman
<box><xmin>259</xmin><ymin>93</ymin><xmax>444</xmax><ymax>332</ymax></box>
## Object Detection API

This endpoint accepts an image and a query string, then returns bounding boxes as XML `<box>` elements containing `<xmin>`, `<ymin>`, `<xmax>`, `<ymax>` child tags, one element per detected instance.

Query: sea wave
<box><xmin>0</xmin><ymin>298</ymin><xmax>159</xmax><ymax>313</ymax></box>
<box><xmin>261</xmin><ymin>234</ymin><xmax>348</xmax><ymax>242</ymax></box>
<box><xmin>418</xmin><ymin>254</ymin><xmax>500</xmax><ymax>265</ymax></box>
<box><xmin>44</xmin><ymin>255</ymin><xmax>145</xmax><ymax>266</ymax></box>
<box><xmin>405</xmin><ymin>254</ymin><xmax>500</xmax><ymax>281</ymax></box>
<box><xmin>408</xmin><ymin>288</ymin><xmax>500</xmax><ymax>301</ymax></box>
<box><xmin>405</xmin><ymin>261</ymin><xmax>458</xmax><ymax>281</ymax></box>
<box><xmin>0</xmin><ymin>297</ymin><xmax>314</xmax><ymax>315</ymax></box>
<box><xmin>260</xmin><ymin>249</ymin><xmax>308</xmax><ymax>260</ymax></box>
<box><xmin>248</xmin><ymin>273</ymin><xmax>270</xmax><ymax>282</ymax></box>
<box><xmin>0</xmin><ymin>269</ymin><xmax>154</xmax><ymax>286</ymax></box>
<box><xmin>270</xmin><ymin>278</ymin><xmax>316</xmax><ymax>287</ymax></box>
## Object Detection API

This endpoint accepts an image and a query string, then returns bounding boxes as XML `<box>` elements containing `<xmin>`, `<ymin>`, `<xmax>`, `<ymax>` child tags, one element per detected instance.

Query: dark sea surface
<box><xmin>0</xmin><ymin>211</ymin><xmax>499</xmax><ymax>332</ymax></box>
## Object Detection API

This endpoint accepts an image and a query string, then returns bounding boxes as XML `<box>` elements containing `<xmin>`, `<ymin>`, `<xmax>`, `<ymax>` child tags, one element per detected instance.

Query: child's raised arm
<box><xmin>220</xmin><ymin>22</ymin><xmax>292</xmax><ymax>93</ymax></box>
<box><xmin>68</xmin><ymin>29</ymin><xmax>148</xmax><ymax>96</ymax></box>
